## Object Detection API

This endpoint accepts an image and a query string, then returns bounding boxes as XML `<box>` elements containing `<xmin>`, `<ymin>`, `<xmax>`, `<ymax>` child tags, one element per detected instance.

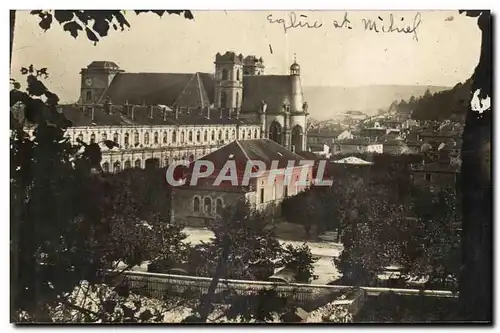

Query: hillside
<box><xmin>303</xmin><ymin>85</ymin><xmax>450</xmax><ymax>120</ymax></box>
<box><xmin>398</xmin><ymin>79</ymin><xmax>472</xmax><ymax>121</ymax></box>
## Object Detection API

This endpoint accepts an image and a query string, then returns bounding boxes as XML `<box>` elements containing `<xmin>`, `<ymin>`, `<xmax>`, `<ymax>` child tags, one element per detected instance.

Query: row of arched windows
<box><xmin>75</xmin><ymin>127</ymin><xmax>259</xmax><ymax>147</ymax></box>
<box><xmin>193</xmin><ymin>196</ymin><xmax>224</xmax><ymax>216</ymax></box>
<box><xmin>102</xmin><ymin>159</ymin><xmax>142</xmax><ymax>172</ymax></box>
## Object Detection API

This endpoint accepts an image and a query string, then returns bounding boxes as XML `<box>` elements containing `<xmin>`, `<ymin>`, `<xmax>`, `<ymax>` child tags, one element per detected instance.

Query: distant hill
<box><xmin>303</xmin><ymin>85</ymin><xmax>450</xmax><ymax>120</ymax></box>
<box><xmin>397</xmin><ymin>79</ymin><xmax>472</xmax><ymax>121</ymax></box>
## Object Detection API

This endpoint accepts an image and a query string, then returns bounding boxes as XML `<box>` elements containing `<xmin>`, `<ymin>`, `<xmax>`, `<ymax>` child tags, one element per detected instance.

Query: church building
<box><xmin>41</xmin><ymin>51</ymin><xmax>309</xmax><ymax>172</ymax></box>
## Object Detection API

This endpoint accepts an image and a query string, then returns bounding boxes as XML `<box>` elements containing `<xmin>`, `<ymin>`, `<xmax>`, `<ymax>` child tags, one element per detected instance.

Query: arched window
<box><xmin>196</xmin><ymin>130</ymin><xmax>201</xmax><ymax>142</ymax></box>
<box><xmin>204</xmin><ymin>130</ymin><xmax>208</xmax><ymax>142</ymax></box>
<box><xmin>241</xmin><ymin>130</ymin><xmax>245</xmax><ymax>140</ymax></box>
<box><xmin>172</xmin><ymin>131</ymin><xmax>177</xmax><ymax>143</ymax></box>
<box><xmin>113</xmin><ymin>161</ymin><xmax>121</xmax><ymax>173</ymax></box>
<box><xmin>216</xmin><ymin>198</ymin><xmax>224</xmax><ymax>215</ymax></box>
<box><xmin>101</xmin><ymin>132</ymin><xmax>107</xmax><ymax>142</ymax></box>
<box><xmin>254</xmin><ymin>129</ymin><xmax>258</xmax><ymax>139</ymax></box>
<box><xmin>77</xmin><ymin>133</ymin><xmax>84</xmax><ymax>143</ymax></box>
<box><xmin>211</xmin><ymin>130</ymin><xmax>215</xmax><ymax>141</ymax></box>
<box><xmin>180</xmin><ymin>131</ymin><xmax>185</xmax><ymax>143</ymax></box>
<box><xmin>222</xmin><ymin>69</ymin><xmax>228</xmax><ymax>80</ymax></box>
<box><xmin>225</xmin><ymin>129</ymin><xmax>229</xmax><ymax>140</ymax></box>
<box><xmin>124</xmin><ymin>133</ymin><xmax>129</xmax><ymax>145</ymax></box>
<box><xmin>113</xmin><ymin>132</ymin><xmax>119</xmax><ymax>145</ymax></box>
<box><xmin>231</xmin><ymin>129</ymin><xmax>236</xmax><ymax>139</ymax></box>
<box><xmin>144</xmin><ymin>132</ymin><xmax>150</xmax><ymax>145</ymax></box>
<box><xmin>218</xmin><ymin>130</ymin><xmax>222</xmax><ymax>140</ymax></box>
<box><xmin>189</xmin><ymin>154</ymin><xmax>195</xmax><ymax>162</ymax></box>
<box><xmin>188</xmin><ymin>130</ymin><xmax>193</xmax><ymax>142</ymax></box>
<box><xmin>163</xmin><ymin>132</ymin><xmax>168</xmax><ymax>144</ymax></box>
<box><xmin>90</xmin><ymin>133</ymin><xmax>96</xmax><ymax>144</ymax></box>
<box><xmin>236</xmin><ymin>91</ymin><xmax>240</xmax><ymax>107</ymax></box>
<box><xmin>134</xmin><ymin>159</ymin><xmax>141</xmax><ymax>168</ymax></box>
<box><xmin>204</xmin><ymin>197</ymin><xmax>212</xmax><ymax>214</ymax></box>
<box><xmin>220</xmin><ymin>92</ymin><xmax>227</xmax><ymax>108</ymax></box>
<box><xmin>134</xmin><ymin>131</ymin><xmax>139</xmax><ymax>145</ymax></box>
<box><xmin>236</xmin><ymin>69</ymin><xmax>240</xmax><ymax>81</ymax></box>
<box><xmin>102</xmin><ymin>162</ymin><xmax>110</xmax><ymax>172</ymax></box>
<box><xmin>193</xmin><ymin>196</ymin><xmax>201</xmax><ymax>212</ymax></box>
<box><xmin>154</xmin><ymin>132</ymin><xmax>159</xmax><ymax>144</ymax></box>
<box><xmin>85</xmin><ymin>91</ymin><xmax>92</xmax><ymax>101</ymax></box>
<box><xmin>124</xmin><ymin>160</ymin><xmax>131</xmax><ymax>169</ymax></box>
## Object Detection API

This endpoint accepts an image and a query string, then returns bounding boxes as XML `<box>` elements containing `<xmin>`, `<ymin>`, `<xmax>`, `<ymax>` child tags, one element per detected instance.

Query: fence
<box><xmin>104</xmin><ymin>270</ymin><xmax>457</xmax><ymax>308</ymax></box>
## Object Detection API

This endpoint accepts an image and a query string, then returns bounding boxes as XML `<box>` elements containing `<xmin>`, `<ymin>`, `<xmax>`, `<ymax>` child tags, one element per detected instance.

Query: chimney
<box><xmin>220</xmin><ymin>108</ymin><xmax>223</xmax><ymax>118</ymax></box>
<box><xmin>187</xmin><ymin>106</ymin><xmax>191</xmax><ymax>115</ymax></box>
<box><xmin>131</xmin><ymin>105</ymin><xmax>135</xmax><ymax>120</ymax></box>
<box><xmin>206</xmin><ymin>106</ymin><xmax>211</xmax><ymax>119</ymax></box>
<box><xmin>236</xmin><ymin>108</ymin><xmax>240</xmax><ymax>120</ymax></box>
<box><xmin>163</xmin><ymin>108</ymin><xmax>167</xmax><ymax>122</ymax></box>
<box><xmin>228</xmin><ymin>108</ymin><xmax>232</xmax><ymax>119</ymax></box>
<box><xmin>150</xmin><ymin>105</ymin><xmax>154</xmax><ymax>119</ymax></box>
<box><xmin>91</xmin><ymin>107</ymin><xmax>95</xmax><ymax>121</ymax></box>
<box><xmin>175</xmin><ymin>106</ymin><xmax>179</xmax><ymax>119</ymax></box>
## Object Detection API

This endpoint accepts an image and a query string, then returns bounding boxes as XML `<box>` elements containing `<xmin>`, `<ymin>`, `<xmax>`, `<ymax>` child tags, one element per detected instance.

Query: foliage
<box><xmin>280</xmin><ymin>244</ymin><xmax>319</xmax><ymax>283</ymax></box>
<box><xmin>390</xmin><ymin>79</ymin><xmax>472</xmax><ymax>121</ymax></box>
<box><xmin>10</xmin><ymin>67</ymin><xmax>103</xmax><ymax>319</ymax></box>
<box><xmin>190</xmin><ymin>200</ymin><xmax>284</xmax><ymax>281</ymax></box>
<box><xmin>30</xmin><ymin>10</ymin><xmax>194</xmax><ymax>44</ymax></box>
<box><xmin>282</xmin><ymin>153</ymin><xmax>420</xmax><ymax>238</ymax></box>
<box><xmin>10</xmin><ymin>69</ymin><xmax>189</xmax><ymax>320</ymax></box>
<box><xmin>334</xmin><ymin>182</ymin><xmax>462</xmax><ymax>289</ymax></box>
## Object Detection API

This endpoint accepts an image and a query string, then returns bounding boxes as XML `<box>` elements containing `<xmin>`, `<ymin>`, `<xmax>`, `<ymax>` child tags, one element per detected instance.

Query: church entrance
<box><xmin>269</xmin><ymin>121</ymin><xmax>283</xmax><ymax>145</ymax></box>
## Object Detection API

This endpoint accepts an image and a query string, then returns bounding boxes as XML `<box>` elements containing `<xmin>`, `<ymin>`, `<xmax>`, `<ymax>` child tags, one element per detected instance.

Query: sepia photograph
<box><xmin>9</xmin><ymin>8</ymin><xmax>492</xmax><ymax>324</ymax></box>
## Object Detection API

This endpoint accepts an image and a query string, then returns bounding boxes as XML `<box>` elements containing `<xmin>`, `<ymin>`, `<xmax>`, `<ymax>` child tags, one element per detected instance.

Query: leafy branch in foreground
<box><xmin>30</xmin><ymin>10</ymin><xmax>194</xmax><ymax>44</ymax></box>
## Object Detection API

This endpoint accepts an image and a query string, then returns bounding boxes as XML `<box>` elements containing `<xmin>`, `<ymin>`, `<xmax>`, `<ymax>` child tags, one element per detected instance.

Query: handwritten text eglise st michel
<box><xmin>266</xmin><ymin>12</ymin><xmax>422</xmax><ymax>41</ymax></box>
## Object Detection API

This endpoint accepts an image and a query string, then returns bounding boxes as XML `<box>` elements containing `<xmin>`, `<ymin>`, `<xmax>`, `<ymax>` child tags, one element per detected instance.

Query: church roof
<box><xmin>242</xmin><ymin>75</ymin><xmax>295</xmax><ymax>113</ymax></box>
<box><xmin>100</xmin><ymin>72</ymin><xmax>215</xmax><ymax>107</ymax></box>
<box><xmin>51</xmin><ymin>104</ymin><xmax>259</xmax><ymax>127</ymax></box>
<box><xmin>88</xmin><ymin>61</ymin><xmax>120</xmax><ymax>69</ymax></box>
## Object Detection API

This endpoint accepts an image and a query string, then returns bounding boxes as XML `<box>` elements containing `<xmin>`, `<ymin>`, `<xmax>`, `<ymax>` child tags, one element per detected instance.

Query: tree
<box><xmin>280</xmin><ymin>244</ymin><xmax>318</xmax><ymax>283</ymax></box>
<box><xmin>191</xmin><ymin>200</ymin><xmax>283</xmax><ymax>281</ymax></box>
<box><xmin>334</xmin><ymin>187</ymin><xmax>408</xmax><ymax>286</ymax></box>
<box><xmin>334</xmin><ymin>180</ymin><xmax>462</xmax><ymax>289</ymax></box>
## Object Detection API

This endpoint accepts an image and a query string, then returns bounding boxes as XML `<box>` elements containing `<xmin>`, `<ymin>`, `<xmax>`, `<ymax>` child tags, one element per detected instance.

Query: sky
<box><xmin>11</xmin><ymin>10</ymin><xmax>482</xmax><ymax>103</ymax></box>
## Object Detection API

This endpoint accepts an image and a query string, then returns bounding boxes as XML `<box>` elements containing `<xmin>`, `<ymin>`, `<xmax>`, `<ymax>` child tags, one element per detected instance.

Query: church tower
<box><xmin>214</xmin><ymin>52</ymin><xmax>244</xmax><ymax>111</ymax></box>
<box><xmin>243</xmin><ymin>55</ymin><xmax>265</xmax><ymax>76</ymax></box>
<box><xmin>79</xmin><ymin>61</ymin><xmax>122</xmax><ymax>105</ymax></box>
<box><xmin>288</xmin><ymin>55</ymin><xmax>308</xmax><ymax>152</ymax></box>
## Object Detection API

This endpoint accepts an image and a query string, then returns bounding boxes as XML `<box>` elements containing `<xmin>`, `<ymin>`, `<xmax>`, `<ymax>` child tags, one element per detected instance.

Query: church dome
<box><xmin>289</xmin><ymin>57</ymin><xmax>300</xmax><ymax>76</ymax></box>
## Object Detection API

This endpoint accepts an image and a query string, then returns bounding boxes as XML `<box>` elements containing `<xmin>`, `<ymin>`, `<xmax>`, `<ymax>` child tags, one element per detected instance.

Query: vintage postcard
<box><xmin>9</xmin><ymin>9</ymin><xmax>491</xmax><ymax>324</ymax></box>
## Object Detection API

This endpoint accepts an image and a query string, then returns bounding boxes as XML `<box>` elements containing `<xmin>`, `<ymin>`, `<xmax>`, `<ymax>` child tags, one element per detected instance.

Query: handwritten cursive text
<box><xmin>333</xmin><ymin>12</ymin><xmax>352</xmax><ymax>29</ymax></box>
<box><xmin>267</xmin><ymin>12</ymin><xmax>323</xmax><ymax>34</ymax></box>
<box><xmin>361</xmin><ymin>12</ymin><xmax>422</xmax><ymax>41</ymax></box>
